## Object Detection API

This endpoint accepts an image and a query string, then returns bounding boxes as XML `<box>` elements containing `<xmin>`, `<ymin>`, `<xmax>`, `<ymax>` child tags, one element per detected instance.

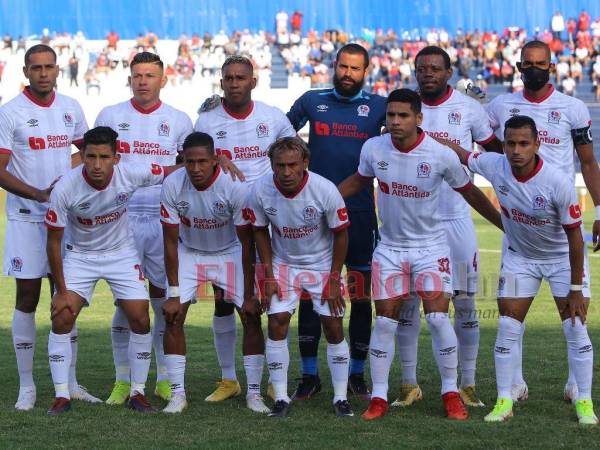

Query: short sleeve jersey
<box><xmin>45</xmin><ymin>162</ymin><xmax>165</xmax><ymax>253</ymax></box>
<box><xmin>94</xmin><ymin>99</ymin><xmax>193</xmax><ymax>216</ymax></box>
<box><xmin>194</xmin><ymin>101</ymin><xmax>296</xmax><ymax>184</ymax></box>
<box><xmin>467</xmin><ymin>152</ymin><xmax>582</xmax><ymax>261</ymax></box>
<box><xmin>247</xmin><ymin>171</ymin><xmax>350</xmax><ymax>269</ymax></box>
<box><xmin>160</xmin><ymin>167</ymin><xmax>248</xmax><ymax>254</ymax></box>
<box><xmin>0</xmin><ymin>89</ymin><xmax>88</xmax><ymax>221</ymax></box>
<box><xmin>421</xmin><ymin>86</ymin><xmax>495</xmax><ymax>220</ymax></box>
<box><xmin>358</xmin><ymin>132</ymin><xmax>471</xmax><ymax>249</ymax></box>
<box><xmin>486</xmin><ymin>85</ymin><xmax>591</xmax><ymax>182</ymax></box>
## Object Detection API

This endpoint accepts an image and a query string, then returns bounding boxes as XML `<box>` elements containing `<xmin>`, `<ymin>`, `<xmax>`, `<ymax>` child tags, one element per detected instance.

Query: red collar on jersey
<box><xmin>193</xmin><ymin>165</ymin><xmax>221</xmax><ymax>191</ymax></box>
<box><xmin>392</xmin><ymin>128</ymin><xmax>425</xmax><ymax>153</ymax></box>
<box><xmin>223</xmin><ymin>100</ymin><xmax>254</xmax><ymax>120</ymax></box>
<box><xmin>274</xmin><ymin>170</ymin><xmax>309</xmax><ymax>199</ymax></box>
<box><xmin>23</xmin><ymin>86</ymin><xmax>55</xmax><ymax>107</ymax></box>
<box><xmin>82</xmin><ymin>166</ymin><xmax>114</xmax><ymax>191</ymax></box>
<box><xmin>512</xmin><ymin>156</ymin><xmax>543</xmax><ymax>182</ymax></box>
<box><xmin>130</xmin><ymin>98</ymin><xmax>162</xmax><ymax>114</ymax></box>
<box><xmin>420</xmin><ymin>85</ymin><xmax>453</xmax><ymax>106</ymax></box>
<box><xmin>523</xmin><ymin>84</ymin><xmax>554</xmax><ymax>104</ymax></box>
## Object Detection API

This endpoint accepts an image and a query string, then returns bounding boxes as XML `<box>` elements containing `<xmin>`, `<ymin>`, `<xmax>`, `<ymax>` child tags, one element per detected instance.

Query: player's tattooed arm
<box><xmin>218</xmin><ymin>154</ymin><xmax>246</xmax><ymax>182</ymax></box>
<box><xmin>162</xmin><ymin>224</ymin><xmax>183</xmax><ymax>325</ymax></box>
<box><xmin>0</xmin><ymin>154</ymin><xmax>53</xmax><ymax>202</ymax></box>
<box><xmin>481</xmin><ymin>136</ymin><xmax>504</xmax><ymax>154</ymax></box>
<box><xmin>564</xmin><ymin>225</ymin><xmax>587</xmax><ymax>324</ymax></box>
<box><xmin>197</xmin><ymin>94</ymin><xmax>222</xmax><ymax>114</ymax></box>
<box><xmin>237</xmin><ymin>225</ymin><xmax>260</xmax><ymax>316</ymax></box>
<box><xmin>253</xmin><ymin>226</ymin><xmax>280</xmax><ymax>312</ymax></box>
<box><xmin>460</xmin><ymin>185</ymin><xmax>504</xmax><ymax>231</ymax></box>
<box><xmin>338</xmin><ymin>173</ymin><xmax>372</xmax><ymax>199</ymax></box>
<box><xmin>322</xmin><ymin>229</ymin><xmax>348</xmax><ymax>317</ymax></box>
<box><xmin>574</xmin><ymin>142</ymin><xmax>600</xmax><ymax>251</ymax></box>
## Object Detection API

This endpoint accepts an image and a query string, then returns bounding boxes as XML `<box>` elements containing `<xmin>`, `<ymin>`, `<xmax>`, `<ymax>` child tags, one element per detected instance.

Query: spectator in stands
<box><xmin>107</xmin><ymin>31</ymin><xmax>119</xmax><ymax>50</ymax></box>
<box><xmin>552</xmin><ymin>12</ymin><xmax>565</xmax><ymax>41</ymax></box>
<box><xmin>562</xmin><ymin>73</ymin><xmax>577</xmax><ymax>96</ymax></box>
<box><xmin>3</xmin><ymin>34</ymin><xmax>12</xmax><ymax>53</ymax></box>
<box><xmin>68</xmin><ymin>53</ymin><xmax>79</xmax><ymax>87</ymax></box>
<box><xmin>291</xmin><ymin>10</ymin><xmax>303</xmax><ymax>33</ymax></box>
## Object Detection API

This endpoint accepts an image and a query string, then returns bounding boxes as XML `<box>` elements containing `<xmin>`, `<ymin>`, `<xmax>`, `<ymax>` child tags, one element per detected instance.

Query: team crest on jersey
<box><xmin>532</xmin><ymin>194</ymin><xmax>547</xmax><ymax>210</ymax></box>
<box><xmin>548</xmin><ymin>110</ymin><xmax>561</xmax><ymax>124</ymax></box>
<box><xmin>417</xmin><ymin>162</ymin><xmax>431</xmax><ymax>178</ymax></box>
<box><xmin>302</xmin><ymin>205</ymin><xmax>319</xmax><ymax>224</ymax></box>
<box><xmin>256</xmin><ymin>123</ymin><xmax>269</xmax><ymax>138</ymax></box>
<box><xmin>11</xmin><ymin>257</ymin><xmax>23</xmax><ymax>272</ymax></box>
<box><xmin>448</xmin><ymin>111</ymin><xmax>461</xmax><ymax>125</ymax></box>
<box><xmin>158</xmin><ymin>121</ymin><xmax>170</xmax><ymax>137</ymax></box>
<box><xmin>63</xmin><ymin>113</ymin><xmax>73</xmax><ymax>127</ymax></box>
<box><xmin>212</xmin><ymin>201</ymin><xmax>228</xmax><ymax>216</ymax></box>
<box><xmin>377</xmin><ymin>160</ymin><xmax>389</xmax><ymax>170</ymax></box>
<box><xmin>357</xmin><ymin>104</ymin><xmax>370</xmax><ymax>117</ymax></box>
<box><xmin>317</xmin><ymin>104</ymin><xmax>328</xmax><ymax>112</ymax></box>
<box><xmin>497</xmin><ymin>185</ymin><xmax>509</xmax><ymax>196</ymax></box>
<box><xmin>216</xmin><ymin>130</ymin><xmax>227</xmax><ymax>139</ymax></box>
<box><xmin>77</xmin><ymin>201</ymin><xmax>91</xmax><ymax>211</ymax></box>
<box><xmin>115</xmin><ymin>192</ymin><xmax>129</xmax><ymax>206</ymax></box>
<box><xmin>265</xmin><ymin>207</ymin><xmax>278</xmax><ymax>216</ymax></box>
<box><xmin>509</xmin><ymin>108</ymin><xmax>520</xmax><ymax>116</ymax></box>
<box><xmin>27</xmin><ymin>119</ymin><xmax>38</xmax><ymax>127</ymax></box>
<box><xmin>118</xmin><ymin>122</ymin><xmax>130</xmax><ymax>131</ymax></box>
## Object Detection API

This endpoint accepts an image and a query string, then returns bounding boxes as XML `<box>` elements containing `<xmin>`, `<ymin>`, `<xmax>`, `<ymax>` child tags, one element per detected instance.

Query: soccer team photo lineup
<box><xmin>2</xmin><ymin>12</ymin><xmax>600</xmax><ymax>433</ymax></box>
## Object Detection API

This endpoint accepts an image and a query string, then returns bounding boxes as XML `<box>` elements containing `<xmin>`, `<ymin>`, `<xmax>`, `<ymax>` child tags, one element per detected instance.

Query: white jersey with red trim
<box><xmin>358</xmin><ymin>132</ymin><xmax>471</xmax><ymax>249</ymax></box>
<box><xmin>486</xmin><ymin>85</ymin><xmax>591</xmax><ymax>181</ymax></box>
<box><xmin>0</xmin><ymin>89</ymin><xmax>88</xmax><ymax>221</ymax></box>
<box><xmin>247</xmin><ymin>171</ymin><xmax>350</xmax><ymax>269</ymax></box>
<box><xmin>421</xmin><ymin>86</ymin><xmax>495</xmax><ymax>220</ymax></box>
<box><xmin>45</xmin><ymin>162</ymin><xmax>165</xmax><ymax>253</ymax></box>
<box><xmin>468</xmin><ymin>152</ymin><xmax>581</xmax><ymax>261</ymax></box>
<box><xmin>94</xmin><ymin>99</ymin><xmax>193</xmax><ymax>216</ymax></box>
<box><xmin>194</xmin><ymin>101</ymin><xmax>296</xmax><ymax>184</ymax></box>
<box><xmin>160</xmin><ymin>166</ymin><xmax>248</xmax><ymax>254</ymax></box>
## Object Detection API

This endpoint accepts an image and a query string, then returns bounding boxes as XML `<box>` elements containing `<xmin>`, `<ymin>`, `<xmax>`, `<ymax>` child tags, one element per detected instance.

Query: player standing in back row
<box><xmin>286</xmin><ymin>43</ymin><xmax>386</xmax><ymax>399</ymax></box>
<box><xmin>0</xmin><ymin>44</ymin><xmax>99</xmax><ymax>410</ymax></box>
<box><xmin>95</xmin><ymin>52</ymin><xmax>193</xmax><ymax>404</ymax></box>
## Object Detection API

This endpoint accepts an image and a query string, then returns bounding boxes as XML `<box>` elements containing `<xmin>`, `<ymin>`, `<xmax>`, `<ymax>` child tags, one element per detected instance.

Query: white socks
<box><xmin>111</xmin><ymin>306</ymin><xmax>130</xmax><ymax>382</ymax></box>
<box><xmin>425</xmin><ymin>312</ymin><xmax>458</xmax><ymax>395</ymax></box>
<box><xmin>266</xmin><ymin>338</ymin><xmax>290</xmax><ymax>402</ymax></box>
<box><xmin>396</xmin><ymin>295</ymin><xmax>420</xmax><ymax>385</ymax></box>
<box><xmin>212</xmin><ymin>314</ymin><xmax>237</xmax><ymax>381</ymax></box>
<box><xmin>511</xmin><ymin>321</ymin><xmax>526</xmax><ymax>386</ymax></box>
<box><xmin>452</xmin><ymin>294</ymin><xmax>479</xmax><ymax>387</ymax></box>
<box><xmin>494</xmin><ymin>316</ymin><xmax>521</xmax><ymax>398</ymax></box>
<box><xmin>69</xmin><ymin>326</ymin><xmax>79</xmax><ymax>388</ymax></box>
<box><xmin>243</xmin><ymin>354</ymin><xmax>265</xmax><ymax>396</ymax></box>
<box><xmin>165</xmin><ymin>354</ymin><xmax>186</xmax><ymax>396</ymax></box>
<box><xmin>48</xmin><ymin>331</ymin><xmax>72</xmax><ymax>399</ymax></box>
<box><xmin>151</xmin><ymin>298</ymin><xmax>168</xmax><ymax>382</ymax></box>
<box><xmin>562</xmin><ymin>317</ymin><xmax>593</xmax><ymax>400</ymax></box>
<box><xmin>129</xmin><ymin>331</ymin><xmax>152</xmax><ymax>396</ymax></box>
<box><xmin>327</xmin><ymin>340</ymin><xmax>350</xmax><ymax>403</ymax></box>
<box><xmin>370</xmin><ymin>316</ymin><xmax>398</xmax><ymax>401</ymax></box>
<box><xmin>13</xmin><ymin>310</ymin><xmax>36</xmax><ymax>389</ymax></box>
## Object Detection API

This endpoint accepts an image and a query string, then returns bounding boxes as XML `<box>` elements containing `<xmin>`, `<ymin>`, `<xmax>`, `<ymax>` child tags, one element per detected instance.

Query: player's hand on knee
<box><xmin>50</xmin><ymin>291</ymin><xmax>79</xmax><ymax>320</ymax></box>
<box><xmin>261</xmin><ymin>278</ymin><xmax>281</xmax><ymax>313</ymax></box>
<box><xmin>241</xmin><ymin>294</ymin><xmax>261</xmax><ymax>317</ymax></box>
<box><xmin>592</xmin><ymin>219</ymin><xmax>600</xmax><ymax>252</ymax></box>
<box><xmin>322</xmin><ymin>275</ymin><xmax>345</xmax><ymax>317</ymax></box>
<box><xmin>163</xmin><ymin>297</ymin><xmax>182</xmax><ymax>325</ymax></box>
<box><xmin>218</xmin><ymin>154</ymin><xmax>245</xmax><ymax>182</ymax></box>
<box><xmin>567</xmin><ymin>290</ymin><xmax>587</xmax><ymax>325</ymax></box>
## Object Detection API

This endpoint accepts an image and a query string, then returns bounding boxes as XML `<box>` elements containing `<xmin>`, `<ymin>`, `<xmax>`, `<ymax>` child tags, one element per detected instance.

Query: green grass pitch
<box><xmin>0</xmin><ymin>192</ymin><xmax>598</xmax><ymax>449</ymax></box>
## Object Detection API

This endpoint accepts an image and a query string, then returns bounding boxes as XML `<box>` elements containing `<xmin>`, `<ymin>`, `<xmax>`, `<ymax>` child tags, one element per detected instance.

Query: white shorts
<box><xmin>3</xmin><ymin>220</ymin><xmax>49</xmax><ymax>279</ymax></box>
<box><xmin>498</xmin><ymin>249</ymin><xmax>591</xmax><ymax>299</ymax></box>
<box><xmin>129</xmin><ymin>214</ymin><xmax>166</xmax><ymax>289</ymax></box>
<box><xmin>63</xmin><ymin>244</ymin><xmax>149</xmax><ymax>304</ymax></box>
<box><xmin>371</xmin><ymin>244</ymin><xmax>453</xmax><ymax>300</ymax></box>
<box><xmin>268</xmin><ymin>260</ymin><xmax>343</xmax><ymax>317</ymax></box>
<box><xmin>443</xmin><ymin>217</ymin><xmax>479</xmax><ymax>293</ymax></box>
<box><xmin>179</xmin><ymin>244</ymin><xmax>244</xmax><ymax>308</ymax></box>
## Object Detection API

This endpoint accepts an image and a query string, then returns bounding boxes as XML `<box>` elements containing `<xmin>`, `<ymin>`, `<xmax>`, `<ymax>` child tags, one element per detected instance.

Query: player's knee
<box><xmin>15</xmin><ymin>284</ymin><xmax>41</xmax><ymax>313</ymax></box>
<box><xmin>128</xmin><ymin>316</ymin><xmax>151</xmax><ymax>334</ymax></box>
<box><xmin>52</xmin><ymin>312</ymin><xmax>75</xmax><ymax>334</ymax></box>
<box><xmin>322</xmin><ymin>317</ymin><xmax>344</xmax><ymax>344</ymax></box>
<box><xmin>425</xmin><ymin>312</ymin><xmax>451</xmax><ymax>331</ymax></box>
<box><xmin>240</xmin><ymin>310</ymin><xmax>261</xmax><ymax>331</ymax></box>
<box><xmin>268</xmin><ymin>314</ymin><xmax>289</xmax><ymax>340</ymax></box>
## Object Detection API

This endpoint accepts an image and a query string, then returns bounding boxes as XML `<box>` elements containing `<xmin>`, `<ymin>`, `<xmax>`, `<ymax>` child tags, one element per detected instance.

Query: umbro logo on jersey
<box><xmin>532</xmin><ymin>195</ymin><xmax>547</xmax><ymax>210</ymax></box>
<box><xmin>216</xmin><ymin>130</ymin><xmax>227</xmax><ymax>138</ymax></box>
<box><xmin>417</xmin><ymin>162</ymin><xmax>431</xmax><ymax>178</ymax></box>
<box><xmin>498</xmin><ymin>185</ymin><xmax>509</xmax><ymax>195</ymax></box>
<box><xmin>256</xmin><ymin>123</ymin><xmax>269</xmax><ymax>138</ymax></box>
<box><xmin>509</xmin><ymin>108</ymin><xmax>520</xmax><ymax>116</ymax></box>
<box><xmin>316</xmin><ymin>104</ymin><xmax>328</xmax><ymax>112</ymax></box>
<box><xmin>77</xmin><ymin>201</ymin><xmax>91</xmax><ymax>210</ymax></box>
<box><xmin>448</xmin><ymin>111</ymin><xmax>461</xmax><ymax>125</ymax></box>
<box><xmin>377</xmin><ymin>160</ymin><xmax>389</xmax><ymax>170</ymax></box>
<box><xmin>11</xmin><ymin>257</ymin><xmax>23</xmax><ymax>272</ymax></box>
<box><xmin>158</xmin><ymin>120</ymin><xmax>170</xmax><ymax>137</ymax></box>
<box><xmin>118</xmin><ymin>122</ymin><xmax>130</xmax><ymax>131</ymax></box>
<box><xmin>357</xmin><ymin>104</ymin><xmax>370</xmax><ymax>117</ymax></box>
<box><xmin>265</xmin><ymin>207</ymin><xmax>277</xmax><ymax>216</ymax></box>
<box><xmin>115</xmin><ymin>192</ymin><xmax>129</xmax><ymax>206</ymax></box>
<box><xmin>27</xmin><ymin>119</ymin><xmax>39</xmax><ymax>127</ymax></box>
<box><xmin>63</xmin><ymin>112</ymin><xmax>73</xmax><ymax>127</ymax></box>
<box><xmin>548</xmin><ymin>110</ymin><xmax>561</xmax><ymax>124</ymax></box>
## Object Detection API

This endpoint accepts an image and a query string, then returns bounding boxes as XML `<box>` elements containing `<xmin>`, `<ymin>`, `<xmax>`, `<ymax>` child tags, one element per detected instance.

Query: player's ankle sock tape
<box><xmin>349</xmin><ymin>301</ymin><xmax>372</xmax><ymax>362</ymax></box>
<box><xmin>128</xmin><ymin>331</ymin><xmax>152</xmax><ymax>392</ymax></box>
<box><xmin>370</xmin><ymin>316</ymin><xmax>397</xmax><ymax>401</ymax></box>
<box><xmin>111</xmin><ymin>307</ymin><xmax>130</xmax><ymax>382</ymax></box>
<box><xmin>327</xmin><ymin>340</ymin><xmax>350</xmax><ymax>402</ymax></box>
<box><xmin>266</xmin><ymin>339</ymin><xmax>290</xmax><ymax>402</ymax></box>
<box><xmin>452</xmin><ymin>294</ymin><xmax>479</xmax><ymax>387</ymax></box>
<box><xmin>243</xmin><ymin>354</ymin><xmax>265</xmax><ymax>394</ymax></box>
<box><xmin>165</xmin><ymin>354</ymin><xmax>186</xmax><ymax>395</ymax></box>
<box><xmin>13</xmin><ymin>310</ymin><xmax>36</xmax><ymax>388</ymax></box>
<box><xmin>425</xmin><ymin>312</ymin><xmax>458</xmax><ymax>395</ymax></box>
<box><xmin>396</xmin><ymin>296</ymin><xmax>421</xmax><ymax>385</ymax></box>
<box><xmin>495</xmin><ymin>316</ymin><xmax>521</xmax><ymax>398</ymax></box>
<box><xmin>212</xmin><ymin>314</ymin><xmax>237</xmax><ymax>381</ymax></box>
<box><xmin>48</xmin><ymin>331</ymin><xmax>72</xmax><ymax>398</ymax></box>
<box><xmin>562</xmin><ymin>317</ymin><xmax>593</xmax><ymax>400</ymax></box>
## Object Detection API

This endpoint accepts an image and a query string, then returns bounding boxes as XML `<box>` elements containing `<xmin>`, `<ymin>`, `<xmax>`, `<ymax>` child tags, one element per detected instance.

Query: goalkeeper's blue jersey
<box><xmin>287</xmin><ymin>89</ymin><xmax>386</xmax><ymax>212</ymax></box>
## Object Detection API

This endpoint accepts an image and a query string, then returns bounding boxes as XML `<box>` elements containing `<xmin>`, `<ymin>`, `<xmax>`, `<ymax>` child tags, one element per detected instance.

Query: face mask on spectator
<box><xmin>521</xmin><ymin>66</ymin><xmax>550</xmax><ymax>91</ymax></box>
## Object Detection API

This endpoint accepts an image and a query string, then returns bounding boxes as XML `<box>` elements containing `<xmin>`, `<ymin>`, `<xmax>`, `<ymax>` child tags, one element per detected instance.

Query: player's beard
<box><xmin>333</xmin><ymin>74</ymin><xmax>364</xmax><ymax>98</ymax></box>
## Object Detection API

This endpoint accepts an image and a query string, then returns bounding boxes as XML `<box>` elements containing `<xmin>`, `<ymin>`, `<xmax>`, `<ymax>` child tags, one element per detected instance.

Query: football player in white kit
<box><xmin>339</xmin><ymin>89</ymin><xmax>503</xmax><ymax>421</ymax></box>
<box><xmin>246</xmin><ymin>137</ymin><xmax>353</xmax><ymax>418</ymax></box>
<box><xmin>448</xmin><ymin>115</ymin><xmax>597</xmax><ymax>425</ymax></box>
<box><xmin>390</xmin><ymin>46</ymin><xmax>503</xmax><ymax>409</ymax></box>
<box><xmin>486</xmin><ymin>40</ymin><xmax>600</xmax><ymax>404</ymax></box>
<box><xmin>45</xmin><ymin>126</ymin><xmax>179</xmax><ymax>415</ymax></box>
<box><xmin>160</xmin><ymin>132</ymin><xmax>266</xmax><ymax>413</ymax></box>
<box><xmin>0</xmin><ymin>44</ymin><xmax>99</xmax><ymax>410</ymax></box>
<box><xmin>95</xmin><ymin>52</ymin><xmax>193</xmax><ymax>404</ymax></box>
<box><xmin>194</xmin><ymin>56</ymin><xmax>296</xmax><ymax>403</ymax></box>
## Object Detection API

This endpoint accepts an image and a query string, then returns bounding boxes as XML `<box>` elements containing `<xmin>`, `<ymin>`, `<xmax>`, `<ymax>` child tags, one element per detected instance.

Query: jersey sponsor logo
<box><xmin>10</xmin><ymin>257</ymin><xmax>23</xmax><ymax>272</ymax></box>
<box><xmin>216</xmin><ymin>147</ymin><xmax>232</xmax><ymax>159</ymax></box>
<box><xmin>212</xmin><ymin>201</ymin><xmax>228</xmax><ymax>217</ymax></box>
<box><xmin>377</xmin><ymin>160</ymin><xmax>389</xmax><ymax>170</ymax></box>
<box><xmin>63</xmin><ymin>112</ymin><xmax>73</xmax><ymax>127</ymax></box>
<box><xmin>118</xmin><ymin>122</ymin><xmax>130</xmax><ymax>131</ymax></box>
<box><xmin>378</xmin><ymin>178</ymin><xmax>431</xmax><ymax>198</ymax></box>
<box><xmin>424</xmin><ymin>130</ymin><xmax>460</xmax><ymax>144</ymax></box>
<box><xmin>509</xmin><ymin>108</ymin><xmax>520</xmax><ymax>116</ymax></box>
<box><xmin>510</xmin><ymin>208</ymin><xmax>550</xmax><ymax>226</ymax></box>
<box><xmin>151</xmin><ymin>163</ymin><xmax>163</xmax><ymax>175</ymax></box>
<box><xmin>77</xmin><ymin>216</ymin><xmax>93</xmax><ymax>226</ymax></box>
<box><xmin>569</xmin><ymin>204</ymin><xmax>582</xmax><ymax>219</ymax></box>
<box><xmin>448</xmin><ymin>111</ymin><xmax>461</xmax><ymax>125</ymax></box>
<box><xmin>337</xmin><ymin>207</ymin><xmax>348</xmax><ymax>221</ymax></box>
<box><xmin>256</xmin><ymin>123</ymin><xmax>269</xmax><ymax>138</ymax></box>
<box><xmin>532</xmin><ymin>195</ymin><xmax>547</xmax><ymax>210</ymax></box>
<box><xmin>548</xmin><ymin>110</ymin><xmax>561</xmax><ymax>124</ymax></box>
<box><xmin>28</xmin><ymin>137</ymin><xmax>45</xmax><ymax>150</ymax></box>
<box><xmin>265</xmin><ymin>207</ymin><xmax>277</xmax><ymax>216</ymax></box>
<box><xmin>282</xmin><ymin>224</ymin><xmax>319</xmax><ymax>239</ymax></box>
<box><xmin>357</xmin><ymin>104</ymin><xmax>370</xmax><ymax>117</ymax></box>
<box><xmin>158</xmin><ymin>120</ymin><xmax>170</xmax><ymax>137</ymax></box>
<box><xmin>316</xmin><ymin>104</ymin><xmax>328</xmax><ymax>112</ymax></box>
<box><xmin>46</xmin><ymin>208</ymin><xmax>58</xmax><ymax>223</ymax></box>
<box><xmin>77</xmin><ymin>201</ymin><xmax>91</xmax><ymax>211</ymax></box>
<box><xmin>115</xmin><ymin>192</ymin><xmax>129</xmax><ymax>206</ymax></box>
<box><xmin>498</xmin><ymin>185</ymin><xmax>509</xmax><ymax>196</ymax></box>
<box><xmin>117</xmin><ymin>140</ymin><xmax>130</xmax><ymax>153</ymax></box>
<box><xmin>537</xmin><ymin>129</ymin><xmax>560</xmax><ymax>145</ymax></box>
<box><xmin>417</xmin><ymin>162</ymin><xmax>431</xmax><ymax>178</ymax></box>
<box><xmin>318</xmin><ymin>121</ymin><xmax>369</xmax><ymax>139</ymax></box>
<box><xmin>315</xmin><ymin>121</ymin><xmax>330</xmax><ymax>136</ymax></box>
<box><xmin>302</xmin><ymin>205</ymin><xmax>319</xmax><ymax>224</ymax></box>
<box><xmin>176</xmin><ymin>200</ymin><xmax>190</xmax><ymax>215</ymax></box>
<box><xmin>27</xmin><ymin>118</ymin><xmax>39</xmax><ymax>127</ymax></box>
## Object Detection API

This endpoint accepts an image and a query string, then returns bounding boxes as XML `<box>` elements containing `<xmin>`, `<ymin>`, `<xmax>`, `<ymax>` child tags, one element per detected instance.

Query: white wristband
<box><xmin>595</xmin><ymin>205</ymin><xmax>600</xmax><ymax>220</ymax></box>
<box><xmin>570</xmin><ymin>284</ymin><xmax>583</xmax><ymax>292</ymax></box>
<box><xmin>167</xmin><ymin>286</ymin><xmax>180</xmax><ymax>298</ymax></box>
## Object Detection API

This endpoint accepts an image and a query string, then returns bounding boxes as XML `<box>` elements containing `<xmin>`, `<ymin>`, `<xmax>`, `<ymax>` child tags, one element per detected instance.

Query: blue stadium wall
<box><xmin>1</xmin><ymin>0</ymin><xmax>599</xmax><ymax>39</ymax></box>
